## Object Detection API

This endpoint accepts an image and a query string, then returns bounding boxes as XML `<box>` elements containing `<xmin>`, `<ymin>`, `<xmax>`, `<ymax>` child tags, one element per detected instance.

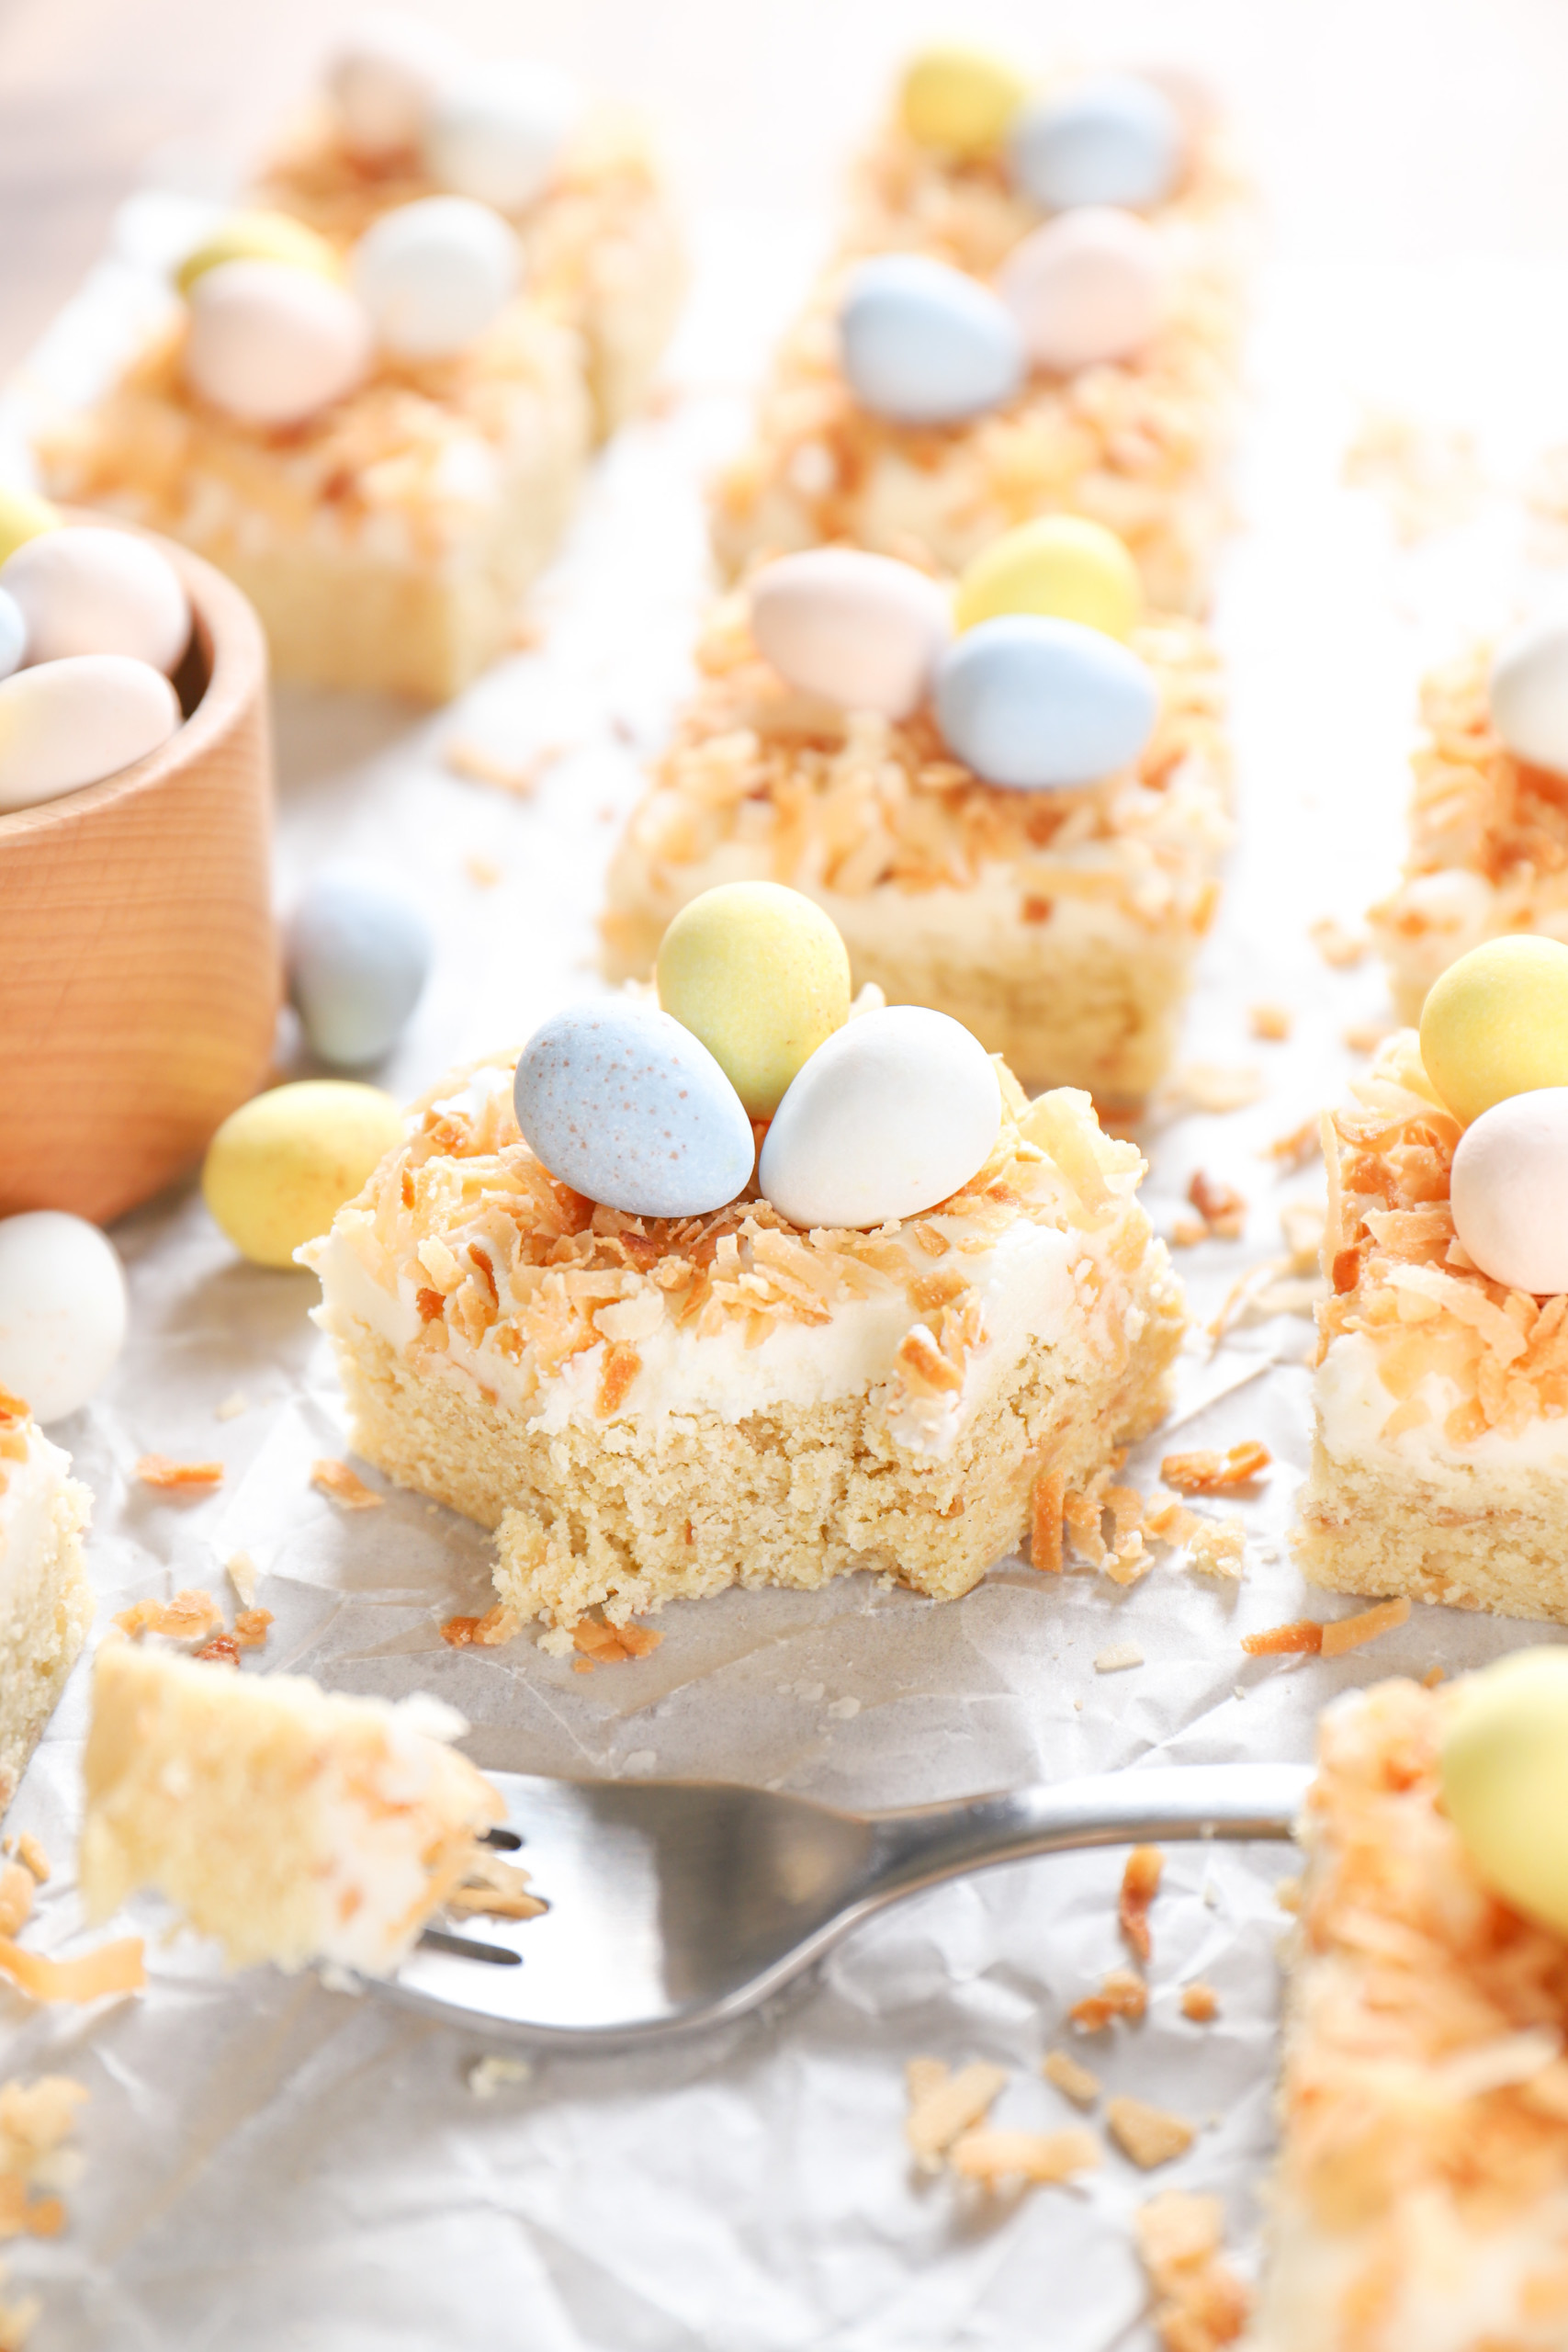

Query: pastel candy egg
<box><xmin>513</xmin><ymin>1000</ymin><xmax>755</xmax><ymax>1219</ymax></box>
<box><xmin>184</xmin><ymin>260</ymin><xmax>373</xmax><ymax>428</ymax></box>
<box><xmin>839</xmin><ymin>255</ymin><xmax>1025</xmax><ymax>427</ymax></box>
<box><xmin>0</xmin><ymin>656</ymin><xmax>180</xmax><ymax>813</ymax></box>
<box><xmin>175</xmin><ymin>210</ymin><xmax>341</xmax><ymax>296</ymax></box>
<box><xmin>1489</xmin><ymin>616</ymin><xmax>1568</xmax><ymax>778</ymax></box>
<box><xmin>0</xmin><ymin>486</ymin><xmax>62</xmax><ymax>567</ymax></box>
<box><xmin>1</xmin><ymin>526</ymin><xmax>189</xmax><ymax>673</ymax></box>
<box><xmin>0</xmin><ymin>590</ymin><xmax>25</xmax><ymax>682</ymax></box>
<box><xmin>1010</xmin><ymin>74</ymin><xmax>1185</xmax><ymax>213</ymax></box>
<box><xmin>934</xmin><ymin>615</ymin><xmax>1157</xmax><ymax>790</ymax></box>
<box><xmin>202</xmin><ymin>1081</ymin><xmax>404</xmax><ymax>1268</ymax></box>
<box><xmin>352</xmin><ymin>198</ymin><xmax>519</xmax><ymax>361</ymax></box>
<box><xmin>1418</xmin><ymin>936</ymin><xmax>1568</xmax><ymax>1125</ymax></box>
<box><xmin>954</xmin><ymin>515</ymin><xmax>1141</xmax><ymax>641</ymax></box>
<box><xmin>656</xmin><ymin>882</ymin><xmax>852</xmax><ymax>1119</ymax></box>
<box><xmin>1450</xmin><ymin>1088</ymin><xmax>1568</xmax><ymax>1294</ymax></box>
<box><xmin>759</xmin><ymin>1006</ymin><xmax>999</xmax><ymax>1230</ymax></box>
<box><xmin>898</xmin><ymin>45</ymin><xmax>1031</xmax><ymax>159</ymax></box>
<box><xmin>288</xmin><ymin>866</ymin><xmax>434</xmax><ymax>1067</ymax></box>
<box><xmin>1441</xmin><ymin>1650</ymin><xmax>1568</xmax><ymax>1935</ymax></box>
<box><xmin>327</xmin><ymin>14</ymin><xmax>461</xmax><ymax>161</ymax></box>
<box><xmin>0</xmin><ymin>1211</ymin><xmax>127</xmax><ymax>1422</ymax></box>
<box><xmin>749</xmin><ymin>548</ymin><xmax>952</xmax><ymax>719</ymax></box>
<box><xmin>998</xmin><ymin>208</ymin><xmax>1167</xmax><ymax>374</ymax></box>
<box><xmin>422</xmin><ymin>62</ymin><xmax>582</xmax><ymax>214</ymax></box>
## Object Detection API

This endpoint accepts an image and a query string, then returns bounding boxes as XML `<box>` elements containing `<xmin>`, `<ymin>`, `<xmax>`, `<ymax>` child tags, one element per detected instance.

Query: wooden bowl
<box><xmin>0</xmin><ymin>525</ymin><xmax>277</xmax><ymax>1226</ymax></box>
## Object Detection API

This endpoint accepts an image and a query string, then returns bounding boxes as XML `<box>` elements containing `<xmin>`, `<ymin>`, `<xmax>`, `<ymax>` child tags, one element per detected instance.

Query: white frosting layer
<box><xmin>0</xmin><ymin>1421</ymin><xmax>72</xmax><ymax>1600</ymax></box>
<box><xmin>1317</xmin><ymin>1328</ymin><xmax>1568</xmax><ymax>1476</ymax></box>
<box><xmin>312</xmin><ymin>1694</ymin><xmax>475</xmax><ymax>1973</ymax></box>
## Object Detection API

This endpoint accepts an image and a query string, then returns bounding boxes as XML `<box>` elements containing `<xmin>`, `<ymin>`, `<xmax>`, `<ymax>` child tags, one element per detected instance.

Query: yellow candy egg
<box><xmin>954</xmin><ymin>516</ymin><xmax>1142</xmax><ymax>642</ymax></box>
<box><xmin>1441</xmin><ymin>1649</ymin><xmax>1568</xmax><ymax>1935</ymax></box>
<box><xmin>202</xmin><ymin>1080</ymin><xmax>403</xmax><ymax>1268</ymax></box>
<box><xmin>898</xmin><ymin>45</ymin><xmax>1030</xmax><ymax>159</ymax></box>
<box><xmin>1418</xmin><ymin>934</ymin><xmax>1568</xmax><ymax>1126</ymax></box>
<box><xmin>656</xmin><ymin>883</ymin><xmax>852</xmax><ymax>1120</ymax></box>
<box><xmin>0</xmin><ymin>486</ymin><xmax>62</xmax><ymax>568</ymax></box>
<box><xmin>175</xmin><ymin>211</ymin><xmax>342</xmax><ymax>297</ymax></box>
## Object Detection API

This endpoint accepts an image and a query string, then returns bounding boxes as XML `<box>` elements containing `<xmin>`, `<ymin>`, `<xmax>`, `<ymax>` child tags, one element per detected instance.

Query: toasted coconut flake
<box><xmin>1043</xmin><ymin>2049</ymin><xmax>1101</xmax><ymax>2108</ymax></box>
<box><xmin>1342</xmin><ymin>408</ymin><xmax>1484</xmax><ymax>541</ymax></box>
<box><xmin>1030</xmin><ymin>1468</ymin><xmax>1066</xmax><ymax>1575</ymax></box>
<box><xmin>1187</xmin><ymin>1516</ymin><xmax>1247</xmax><ymax>1582</ymax></box>
<box><xmin>1121</xmin><ymin>1846</ymin><xmax>1165</xmax><ymax>1963</ymax></box>
<box><xmin>0</xmin><ymin>1871</ymin><xmax>31</xmax><ymax>1942</ymax></box>
<box><xmin>232</xmin><ymin>1610</ymin><xmax>272</xmax><ymax>1650</ymax></box>
<box><xmin>904</xmin><ymin>2059</ymin><xmax>1009</xmax><ymax>2165</ymax></box>
<box><xmin>1187</xmin><ymin>1170</ymin><xmax>1247</xmax><ymax>1238</ymax></box>
<box><xmin>1071</xmin><ymin>1967</ymin><xmax>1147</xmax><ymax>2032</ymax></box>
<box><xmin>135</xmin><ymin>1454</ymin><xmax>223</xmax><ymax>1490</ymax></box>
<box><xmin>1249</xmin><ymin>1002</ymin><xmax>1292</xmax><ymax>1042</ymax></box>
<box><xmin>441</xmin><ymin>1603</ymin><xmax>521</xmax><ymax>1649</ymax></box>
<box><xmin>113</xmin><ymin>1589</ymin><xmax>222</xmax><ymax>1644</ymax></box>
<box><xmin>1166</xmin><ymin>1063</ymin><xmax>1264</xmax><ymax>1114</ymax></box>
<box><xmin>447</xmin><ymin>1852</ymin><xmax>547</xmax><ymax>1922</ymax></box>
<box><xmin>1135</xmin><ymin>2190</ymin><xmax>1250</xmax><ymax>2351</ymax></box>
<box><xmin>949</xmin><ymin>2124</ymin><xmax>1100</xmax><ymax>2188</ymax></box>
<box><xmin>1180</xmin><ymin>1982</ymin><xmax>1220</xmax><ymax>2024</ymax></box>
<box><xmin>1319</xmin><ymin>1595</ymin><xmax>1410</xmax><ymax>1657</ymax></box>
<box><xmin>1108</xmin><ymin>2095</ymin><xmax>1196</xmax><ymax>2169</ymax></box>
<box><xmin>570</xmin><ymin>1615</ymin><xmax>663</xmax><ymax>1671</ymax></box>
<box><xmin>1</xmin><ymin>1840</ymin><xmax>47</xmax><ymax>1889</ymax></box>
<box><xmin>1263</xmin><ymin>1115</ymin><xmax>1321</xmax><ymax>1171</ymax></box>
<box><xmin>1161</xmin><ymin>1442</ymin><xmax>1270</xmax><ymax>1493</ymax></box>
<box><xmin>311</xmin><ymin>1458</ymin><xmax>383</xmax><ymax>1510</ymax></box>
<box><xmin>1241</xmin><ymin>1618</ymin><xmax>1323</xmax><ymax>1657</ymax></box>
<box><xmin>444</xmin><ymin>737</ymin><xmax>555</xmax><ymax>797</ymax></box>
<box><xmin>0</xmin><ymin>2076</ymin><xmax>87</xmax><ymax>2243</ymax></box>
<box><xmin>193</xmin><ymin>1634</ymin><xmax>240</xmax><ymax>1668</ymax></box>
<box><xmin>0</xmin><ymin>1938</ymin><xmax>144</xmax><ymax>2005</ymax></box>
<box><xmin>1308</xmin><ymin>915</ymin><xmax>1367</xmax><ymax>968</ymax></box>
<box><xmin>1095</xmin><ymin>1642</ymin><xmax>1145</xmax><ymax>1674</ymax></box>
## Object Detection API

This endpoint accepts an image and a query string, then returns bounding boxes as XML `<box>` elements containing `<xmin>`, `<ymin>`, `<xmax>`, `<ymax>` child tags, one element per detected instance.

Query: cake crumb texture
<box><xmin>0</xmin><ymin>1400</ymin><xmax>92</xmax><ymax>1822</ymax></box>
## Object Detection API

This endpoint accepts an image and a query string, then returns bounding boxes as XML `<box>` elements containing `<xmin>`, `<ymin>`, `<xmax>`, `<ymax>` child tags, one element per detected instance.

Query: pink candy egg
<box><xmin>998</xmin><ymin>207</ymin><xmax>1168</xmax><ymax>375</ymax></box>
<box><xmin>749</xmin><ymin>548</ymin><xmax>953</xmax><ymax>720</ymax></box>
<box><xmin>184</xmin><ymin>261</ymin><xmax>373</xmax><ymax>428</ymax></box>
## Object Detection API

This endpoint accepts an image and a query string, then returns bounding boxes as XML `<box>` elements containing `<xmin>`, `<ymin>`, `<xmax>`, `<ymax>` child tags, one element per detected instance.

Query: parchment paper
<box><xmin>6</xmin><ymin>191</ymin><xmax>1568</xmax><ymax>2352</ymax></box>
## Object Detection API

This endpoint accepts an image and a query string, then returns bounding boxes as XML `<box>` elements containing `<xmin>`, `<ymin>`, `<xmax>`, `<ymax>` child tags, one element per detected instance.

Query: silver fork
<box><xmin>383</xmin><ymin>1759</ymin><xmax>1311</xmax><ymax>2049</ymax></box>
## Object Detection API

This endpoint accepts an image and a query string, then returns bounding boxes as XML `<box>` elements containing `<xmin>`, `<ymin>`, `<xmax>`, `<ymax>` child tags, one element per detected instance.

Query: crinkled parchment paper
<box><xmin>6</xmin><ymin>195</ymin><xmax>1568</xmax><ymax>2351</ymax></box>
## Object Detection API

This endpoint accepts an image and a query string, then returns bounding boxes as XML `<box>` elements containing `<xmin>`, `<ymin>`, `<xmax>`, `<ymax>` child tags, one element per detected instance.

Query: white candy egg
<box><xmin>352</xmin><ymin>197</ymin><xmax>519</xmax><ymax>360</ymax></box>
<box><xmin>422</xmin><ymin>61</ymin><xmax>582</xmax><ymax>214</ymax></box>
<box><xmin>327</xmin><ymin>14</ymin><xmax>461</xmax><ymax>161</ymax></box>
<box><xmin>0</xmin><ymin>589</ymin><xmax>24</xmax><ymax>682</ymax></box>
<box><xmin>759</xmin><ymin>1005</ymin><xmax>999</xmax><ymax>1231</ymax></box>
<box><xmin>998</xmin><ymin>207</ymin><xmax>1167</xmax><ymax>374</ymax></box>
<box><xmin>1451</xmin><ymin>1088</ymin><xmax>1568</xmax><ymax>1295</ymax></box>
<box><xmin>0</xmin><ymin>1210</ymin><xmax>128</xmax><ymax>1422</ymax></box>
<box><xmin>1489</xmin><ymin>616</ymin><xmax>1568</xmax><ymax>778</ymax></box>
<box><xmin>0</xmin><ymin>655</ymin><xmax>181</xmax><ymax>813</ymax></box>
<box><xmin>184</xmin><ymin>260</ymin><xmax>373</xmax><ymax>428</ymax></box>
<box><xmin>749</xmin><ymin>550</ymin><xmax>953</xmax><ymax>720</ymax></box>
<box><xmin>0</xmin><ymin>526</ymin><xmax>189</xmax><ymax>675</ymax></box>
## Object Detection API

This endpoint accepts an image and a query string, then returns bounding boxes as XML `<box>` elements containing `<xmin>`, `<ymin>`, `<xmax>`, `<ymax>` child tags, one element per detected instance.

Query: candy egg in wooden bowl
<box><xmin>0</xmin><ymin>503</ymin><xmax>277</xmax><ymax>1224</ymax></box>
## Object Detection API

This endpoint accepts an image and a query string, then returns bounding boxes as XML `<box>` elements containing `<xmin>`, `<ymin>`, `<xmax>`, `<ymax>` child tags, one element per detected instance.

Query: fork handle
<box><xmin>858</xmin><ymin>1761</ymin><xmax>1312</xmax><ymax>1915</ymax></box>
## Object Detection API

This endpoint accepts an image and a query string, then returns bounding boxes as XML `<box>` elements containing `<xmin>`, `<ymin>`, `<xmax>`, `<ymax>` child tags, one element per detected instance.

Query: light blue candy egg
<box><xmin>839</xmin><ymin>254</ymin><xmax>1025</xmax><ymax>426</ymax></box>
<box><xmin>0</xmin><ymin>589</ymin><xmax>25</xmax><ymax>683</ymax></box>
<box><xmin>934</xmin><ymin>615</ymin><xmax>1159</xmax><ymax>790</ymax></box>
<box><xmin>1010</xmin><ymin>74</ymin><xmax>1184</xmax><ymax>213</ymax></box>
<box><xmin>513</xmin><ymin>999</ymin><xmax>755</xmax><ymax>1219</ymax></box>
<box><xmin>288</xmin><ymin>867</ymin><xmax>434</xmax><ymax>1067</ymax></box>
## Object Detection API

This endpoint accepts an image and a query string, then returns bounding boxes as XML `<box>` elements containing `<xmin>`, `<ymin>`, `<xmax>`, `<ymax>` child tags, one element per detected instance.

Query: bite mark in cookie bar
<box><xmin>0</xmin><ymin>1391</ymin><xmax>92</xmax><ymax>1820</ymax></box>
<box><xmin>304</xmin><ymin>1050</ymin><xmax>1183</xmax><ymax>1636</ymax></box>
<box><xmin>602</xmin><ymin>595</ymin><xmax>1228</xmax><ymax>1101</ymax></box>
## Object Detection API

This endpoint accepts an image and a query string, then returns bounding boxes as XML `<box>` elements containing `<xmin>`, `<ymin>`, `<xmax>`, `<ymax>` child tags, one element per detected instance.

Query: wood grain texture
<box><xmin>0</xmin><ymin>529</ymin><xmax>278</xmax><ymax>1224</ymax></box>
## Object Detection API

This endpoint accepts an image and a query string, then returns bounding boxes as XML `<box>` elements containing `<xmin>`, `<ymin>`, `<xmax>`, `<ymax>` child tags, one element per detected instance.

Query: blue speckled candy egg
<box><xmin>0</xmin><ymin>589</ymin><xmax>25</xmax><ymax>683</ymax></box>
<box><xmin>1010</xmin><ymin>74</ymin><xmax>1185</xmax><ymax>213</ymax></box>
<box><xmin>513</xmin><ymin>999</ymin><xmax>755</xmax><ymax>1218</ymax></box>
<box><xmin>759</xmin><ymin>1005</ymin><xmax>999</xmax><ymax>1231</ymax></box>
<box><xmin>288</xmin><ymin>867</ymin><xmax>434</xmax><ymax>1068</ymax></box>
<box><xmin>934</xmin><ymin>615</ymin><xmax>1158</xmax><ymax>790</ymax></box>
<box><xmin>838</xmin><ymin>254</ymin><xmax>1025</xmax><ymax>426</ymax></box>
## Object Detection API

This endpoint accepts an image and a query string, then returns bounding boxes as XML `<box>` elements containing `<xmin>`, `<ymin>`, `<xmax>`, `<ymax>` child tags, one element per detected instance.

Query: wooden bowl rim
<box><xmin>0</xmin><ymin>516</ymin><xmax>268</xmax><ymax>845</ymax></box>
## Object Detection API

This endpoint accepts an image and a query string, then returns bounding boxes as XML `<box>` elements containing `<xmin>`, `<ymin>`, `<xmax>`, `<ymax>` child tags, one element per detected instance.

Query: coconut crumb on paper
<box><xmin>904</xmin><ymin>2059</ymin><xmax>1009</xmax><ymax>2167</ymax></box>
<box><xmin>1108</xmin><ymin>2095</ymin><xmax>1197</xmax><ymax>2169</ymax></box>
<box><xmin>113</xmin><ymin>1589</ymin><xmax>222</xmax><ymax>1644</ymax></box>
<box><xmin>440</xmin><ymin>1604</ymin><xmax>520</xmax><ymax>1649</ymax></box>
<box><xmin>0</xmin><ymin>2076</ymin><xmax>87</xmax><ymax>2242</ymax></box>
<box><xmin>310</xmin><ymin>1458</ymin><xmax>383</xmax><ymax>1510</ymax></box>
<box><xmin>1239</xmin><ymin>1617</ymin><xmax>1323</xmax><ymax>1657</ymax></box>
<box><xmin>464</xmin><ymin>853</ymin><xmax>502</xmax><ymax>888</ymax></box>
<box><xmin>444</xmin><ymin>737</ymin><xmax>558</xmax><ymax>798</ymax></box>
<box><xmin>0</xmin><ymin>1938</ymin><xmax>144</xmax><ymax>2006</ymax></box>
<box><xmin>1187</xmin><ymin>1518</ymin><xmax>1248</xmax><ymax>1583</ymax></box>
<box><xmin>1187</xmin><ymin>1171</ymin><xmax>1247</xmax><ymax>1239</ymax></box>
<box><xmin>1344</xmin><ymin>1017</ymin><xmax>1395</xmax><ymax>1055</ymax></box>
<box><xmin>1135</xmin><ymin>2190</ymin><xmax>1250</xmax><ymax>2350</ymax></box>
<box><xmin>213</xmin><ymin>1391</ymin><xmax>248</xmax><ymax>1422</ymax></box>
<box><xmin>1</xmin><ymin>1840</ymin><xmax>47</xmax><ymax>1888</ymax></box>
<box><xmin>1248</xmin><ymin>1002</ymin><xmax>1292</xmax><ymax>1043</ymax></box>
<box><xmin>570</xmin><ymin>1616</ymin><xmax>664</xmax><ymax>1671</ymax></box>
<box><xmin>467</xmin><ymin>2054</ymin><xmax>533</xmax><ymax>2100</ymax></box>
<box><xmin>1094</xmin><ymin>1643</ymin><xmax>1144</xmax><ymax>1674</ymax></box>
<box><xmin>1043</xmin><ymin>2050</ymin><xmax>1101</xmax><ymax>2108</ymax></box>
<box><xmin>1262</xmin><ymin>1115</ymin><xmax>1321</xmax><ymax>1171</ymax></box>
<box><xmin>1240</xmin><ymin>1596</ymin><xmax>1410</xmax><ymax>1658</ymax></box>
<box><xmin>225</xmin><ymin>1551</ymin><xmax>257</xmax><ymax>1608</ymax></box>
<box><xmin>1341</xmin><ymin>408</ymin><xmax>1484</xmax><ymax>542</ymax></box>
<box><xmin>1307</xmin><ymin>915</ymin><xmax>1367</xmax><ymax>969</ymax></box>
<box><xmin>1120</xmin><ymin>1846</ymin><xmax>1164</xmax><ymax>1964</ymax></box>
<box><xmin>1164</xmin><ymin>1064</ymin><xmax>1264</xmax><ymax>1115</ymax></box>
<box><xmin>1071</xmin><ymin>1968</ymin><xmax>1147</xmax><ymax>2032</ymax></box>
<box><xmin>0</xmin><ymin>1871</ymin><xmax>30</xmax><ymax>1942</ymax></box>
<box><xmin>948</xmin><ymin>2125</ymin><xmax>1100</xmax><ymax>2188</ymax></box>
<box><xmin>135</xmin><ymin>1455</ymin><xmax>223</xmax><ymax>1491</ymax></box>
<box><xmin>1181</xmin><ymin>1982</ymin><xmax>1220</xmax><ymax>2024</ymax></box>
<box><xmin>1161</xmin><ymin>1442</ymin><xmax>1270</xmax><ymax>1495</ymax></box>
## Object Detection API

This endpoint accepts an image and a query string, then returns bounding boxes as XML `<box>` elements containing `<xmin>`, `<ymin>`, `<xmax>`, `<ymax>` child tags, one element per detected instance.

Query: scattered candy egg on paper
<box><xmin>1</xmin><ymin>526</ymin><xmax>189</xmax><ymax>674</ymax></box>
<box><xmin>1009</xmin><ymin>74</ymin><xmax>1185</xmax><ymax>213</ymax></box>
<box><xmin>898</xmin><ymin>44</ymin><xmax>1030</xmax><ymax>158</ymax></box>
<box><xmin>657</xmin><ymin>882</ymin><xmax>852</xmax><ymax>1119</ymax></box>
<box><xmin>760</xmin><ymin>1005</ymin><xmax>999</xmax><ymax>1231</ymax></box>
<box><xmin>288</xmin><ymin>866</ymin><xmax>434</xmax><ymax>1068</ymax></box>
<box><xmin>352</xmin><ymin>197</ymin><xmax>519</xmax><ymax>360</ymax></box>
<box><xmin>749</xmin><ymin>548</ymin><xmax>953</xmax><ymax>719</ymax></box>
<box><xmin>934</xmin><ymin>614</ymin><xmax>1158</xmax><ymax>790</ymax></box>
<box><xmin>328</xmin><ymin>13</ymin><xmax>461</xmax><ymax>161</ymax></box>
<box><xmin>0</xmin><ymin>1210</ymin><xmax>128</xmax><ymax>1422</ymax></box>
<box><xmin>184</xmin><ymin>260</ymin><xmax>373</xmax><ymax>428</ymax></box>
<box><xmin>0</xmin><ymin>590</ymin><xmax>25</xmax><ymax>682</ymax></box>
<box><xmin>0</xmin><ymin>656</ymin><xmax>180</xmax><ymax>812</ymax></box>
<box><xmin>1418</xmin><ymin>935</ymin><xmax>1568</xmax><ymax>1125</ymax></box>
<box><xmin>0</xmin><ymin>486</ymin><xmax>62</xmax><ymax>567</ymax></box>
<box><xmin>175</xmin><ymin>210</ymin><xmax>341</xmax><ymax>296</ymax></box>
<box><xmin>1489</xmin><ymin>615</ymin><xmax>1568</xmax><ymax>778</ymax></box>
<box><xmin>513</xmin><ymin>999</ymin><xmax>755</xmax><ymax>1220</ymax></box>
<box><xmin>1450</xmin><ymin>1088</ymin><xmax>1568</xmax><ymax>1295</ymax></box>
<box><xmin>422</xmin><ymin>61</ymin><xmax>581</xmax><ymax>214</ymax></box>
<box><xmin>839</xmin><ymin>254</ymin><xmax>1025</xmax><ymax>426</ymax></box>
<box><xmin>1442</xmin><ymin>1650</ymin><xmax>1568</xmax><ymax>1936</ymax></box>
<box><xmin>954</xmin><ymin>515</ymin><xmax>1141</xmax><ymax>641</ymax></box>
<box><xmin>202</xmin><ymin>1081</ymin><xmax>405</xmax><ymax>1268</ymax></box>
<box><xmin>998</xmin><ymin>207</ymin><xmax>1167</xmax><ymax>374</ymax></box>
